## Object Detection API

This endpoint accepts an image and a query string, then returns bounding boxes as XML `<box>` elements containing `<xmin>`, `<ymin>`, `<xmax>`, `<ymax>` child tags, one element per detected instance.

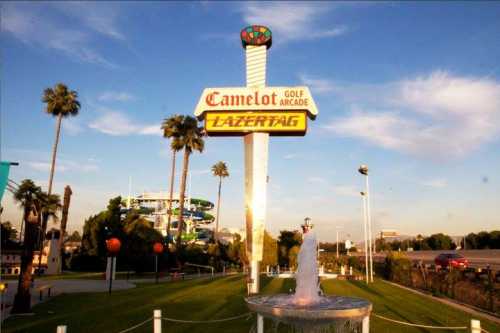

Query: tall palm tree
<box><xmin>36</xmin><ymin>192</ymin><xmax>62</xmax><ymax>275</ymax></box>
<box><xmin>11</xmin><ymin>179</ymin><xmax>43</xmax><ymax>314</ymax></box>
<box><xmin>43</xmin><ymin>83</ymin><xmax>81</xmax><ymax>196</ymax></box>
<box><xmin>211</xmin><ymin>161</ymin><xmax>229</xmax><ymax>242</ymax></box>
<box><xmin>161</xmin><ymin>115</ymin><xmax>184</xmax><ymax>240</ymax></box>
<box><xmin>176</xmin><ymin>116</ymin><xmax>205</xmax><ymax>249</ymax></box>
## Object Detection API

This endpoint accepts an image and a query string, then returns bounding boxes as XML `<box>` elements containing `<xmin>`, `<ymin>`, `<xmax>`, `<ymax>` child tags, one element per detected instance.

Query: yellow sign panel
<box><xmin>205</xmin><ymin>111</ymin><xmax>307</xmax><ymax>136</ymax></box>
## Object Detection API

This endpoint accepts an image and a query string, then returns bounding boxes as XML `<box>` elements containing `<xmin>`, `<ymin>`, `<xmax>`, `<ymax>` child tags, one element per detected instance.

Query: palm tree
<box><xmin>161</xmin><ymin>115</ymin><xmax>184</xmax><ymax>240</ymax></box>
<box><xmin>175</xmin><ymin>116</ymin><xmax>205</xmax><ymax>249</ymax></box>
<box><xmin>36</xmin><ymin>192</ymin><xmax>62</xmax><ymax>275</ymax></box>
<box><xmin>43</xmin><ymin>83</ymin><xmax>81</xmax><ymax>196</ymax></box>
<box><xmin>11</xmin><ymin>179</ymin><xmax>43</xmax><ymax>314</ymax></box>
<box><xmin>211</xmin><ymin>161</ymin><xmax>229</xmax><ymax>242</ymax></box>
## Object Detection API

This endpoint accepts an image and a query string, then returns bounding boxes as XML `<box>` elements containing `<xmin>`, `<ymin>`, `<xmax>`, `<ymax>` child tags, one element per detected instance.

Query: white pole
<box><xmin>126</xmin><ymin>176</ymin><xmax>132</xmax><ymax>209</ymax></box>
<box><xmin>244</xmin><ymin>44</ymin><xmax>268</xmax><ymax>296</ymax></box>
<box><xmin>336</xmin><ymin>229</ymin><xmax>339</xmax><ymax>259</ymax></box>
<box><xmin>56</xmin><ymin>326</ymin><xmax>67</xmax><ymax>333</ymax></box>
<box><xmin>470</xmin><ymin>319</ymin><xmax>481</xmax><ymax>333</ymax></box>
<box><xmin>362</xmin><ymin>194</ymin><xmax>369</xmax><ymax>284</ymax></box>
<box><xmin>154</xmin><ymin>309</ymin><xmax>162</xmax><ymax>333</ymax></box>
<box><xmin>366</xmin><ymin>175</ymin><xmax>374</xmax><ymax>283</ymax></box>
<box><xmin>362</xmin><ymin>315</ymin><xmax>370</xmax><ymax>333</ymax></box>
<box><xmin>257</xmin><ymin>314</ymin><xmax>264</xmax><ymax>333</ymax></box>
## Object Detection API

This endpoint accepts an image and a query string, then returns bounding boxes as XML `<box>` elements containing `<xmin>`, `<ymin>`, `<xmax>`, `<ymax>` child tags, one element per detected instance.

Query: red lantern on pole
<box><xmin>153</xmin><ymin>242</ymin><xmax>164</xmax><ymax>255</ymax></box>
<box><xmin>106</xmin><ymin>238</ymin><xmax>121</xmax><ymax>255</ymax></box>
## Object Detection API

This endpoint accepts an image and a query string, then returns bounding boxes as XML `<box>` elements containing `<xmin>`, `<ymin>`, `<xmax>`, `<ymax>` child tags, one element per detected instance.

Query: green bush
<box><xmin>384</xmin><ymin>251</ymin><xmax>412</xmax><ymax>284</ymax></box>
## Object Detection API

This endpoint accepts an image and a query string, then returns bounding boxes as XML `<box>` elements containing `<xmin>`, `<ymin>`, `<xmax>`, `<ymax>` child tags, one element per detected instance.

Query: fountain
<box><xmin>246</xmin><ymin>220</ymin><xmax>372</xmax><ymax>332</ymax></box>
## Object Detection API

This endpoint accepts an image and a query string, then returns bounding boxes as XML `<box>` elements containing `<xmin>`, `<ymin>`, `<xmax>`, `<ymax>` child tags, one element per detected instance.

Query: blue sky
<box><xmin>1</xmin><ymin>2</ymin><xmax>500</xmax><ymax>242</ymax></box>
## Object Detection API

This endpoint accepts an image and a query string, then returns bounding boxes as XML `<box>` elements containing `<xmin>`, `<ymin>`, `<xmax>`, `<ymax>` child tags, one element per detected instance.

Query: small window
<box><xmin>8</xmin><ymin>268</ymin><xmax>12</xmax><ymax>274</ymax></box>
<box><xmin>6</xmin><ymin>256</ymin><xmax>9</xmax><ymax>260</ymax></box>
<box><xmin>14</xmin><ymin>269</ymin><xmax>19</xmax><ymax>274</ymax></box>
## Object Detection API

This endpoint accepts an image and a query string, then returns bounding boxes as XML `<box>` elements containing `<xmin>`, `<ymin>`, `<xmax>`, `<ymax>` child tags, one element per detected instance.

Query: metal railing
<box><xmin>54</xmin><ymin>309</ymin><xmax>489</xmax><ymax>333</ymax></box>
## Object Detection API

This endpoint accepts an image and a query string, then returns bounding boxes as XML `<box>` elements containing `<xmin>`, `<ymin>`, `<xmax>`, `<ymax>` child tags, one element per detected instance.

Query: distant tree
<box><xmin>161</xmin><ymin>115</ymin><xmax>184</xmax><ymax>239</ymax></box>
<box><xmin>226</xmin><ymin>233</ymin><xmax>243</xmax><ymax>264</ymax></box>
<box><xmin>1</xmin><ymin>221</ymin><xmax>18</xmax><ymax>245</ymax></box>
<box><xmin>175</xmin><ymin>116</ymin><xmax>205</xmax><ymax>249</ymax></box>
<box><xmin>262</xmin><ymin>231</ymin><xmax>278</xmax><ymax>268</ymax></box>
<box><xmin>81</xmin><ymin>196</ymin><xmax>124</xmax><ymax>258</ymax></box>
<box><xmin>489</xmin><ymin>231</ymin><xmax>500</xmax><ymax>249</ymax></box>
<box><xmin>42</xmin><ymin>83</ymin><xmax>81</xmax><ymax>195</ymax></box>
<box><xmin>123</xmin><ymin>211</ymin><xmax>163</xmax><ymax>272</ymax></box>
<box><xmin>425</xmin><ymin>233</ymin><xmax>454</xmax><ymax>250</ymax></box>
<box><xmin>476</xmin><ymin>231</ymin><xmax>491</xmax><ymax>249</ymax></box>
<box><xmin>288</xmin><ymin>245</ymin><xmax>301</xmax><ymax>270</ymax></box>
<box><xmin>278</xmin><ymin>230</ymin><xmax>302</xmax><ymax>267</ymax></box>
<box><xmin>66</xmin><ymin>230</ymin><xmax>82</xmax><ymax>242</ymax></box>
<box><xmin>11</xmin><ymin>179</ymin><xmax>43</xmax><ymax>313</ymax></box>
<box><xmin>211</xmin><ymin>161</ymin><xmax>229</xmax><ymax>242</ymax></box>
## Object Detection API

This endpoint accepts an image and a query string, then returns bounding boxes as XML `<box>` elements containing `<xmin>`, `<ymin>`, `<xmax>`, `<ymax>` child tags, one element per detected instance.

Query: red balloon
<box><xmin>153</xmin><ymin>242</ymin><xmax>164</xmax><ymax>254</ymax></box>
<box><xmin>106</xmin><ymin>238</ymin><xmax>121</xmax><ymax>254</ymax></box>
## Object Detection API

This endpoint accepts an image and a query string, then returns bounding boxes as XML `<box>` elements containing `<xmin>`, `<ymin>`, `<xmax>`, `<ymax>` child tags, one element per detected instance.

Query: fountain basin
<box><xmin>246</xmin><ymin>294</ymin><xmax>372</xmax><ymax>324</ymax></box>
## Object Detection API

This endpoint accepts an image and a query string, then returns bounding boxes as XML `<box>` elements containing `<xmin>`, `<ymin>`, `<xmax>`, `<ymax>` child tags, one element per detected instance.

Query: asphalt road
<box><xmin>352</xmin><ymin>249</ymin><xmax>500</xmax><ymax>270</ymax></box>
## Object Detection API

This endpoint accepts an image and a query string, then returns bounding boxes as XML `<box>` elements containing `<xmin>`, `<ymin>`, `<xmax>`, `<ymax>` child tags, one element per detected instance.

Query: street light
<box><xmin>360</xmin><ymin>191</ymin><xmax>369</xmax><ymax>284</ymax></box>
<box><xmin>335</xmin><ymin>226</ymin><xmax>342</xmax><ymax>259</ymax></box>
<box><xmin>359</xmin><ymin>165</ymin><xmax>373</xmax><ymax>283</ymax></box>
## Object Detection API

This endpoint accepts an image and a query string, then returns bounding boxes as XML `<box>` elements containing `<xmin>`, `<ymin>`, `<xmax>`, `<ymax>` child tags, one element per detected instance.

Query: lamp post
<box><xmin>153</xmin><ymin>242</ymin><xmax>164</xmax><ymax>284</ymax></box>
<box><xmin>360</xmin><ymin>191</ymin><xmax>369</xmax><ymax>284</ymax></box>
<box><xmin>359</xmin><ymin>165</ymin><xmax>373</xmax><ymax>283</ymax></box>
<box><xmin>335</xmin><ymin>226</ymin><xmax>343</xmax><ymax>259</ymax></box>
<box><xmin>106</xmin><ymin>237</ymin><xmax>121</xmax><ymax>294</ymax></box>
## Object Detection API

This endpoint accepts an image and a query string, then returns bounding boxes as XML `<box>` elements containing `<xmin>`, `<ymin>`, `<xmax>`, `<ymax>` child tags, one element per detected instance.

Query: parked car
<box><xmin>435</xmin><ymin>253</ymin><xmax>468</xmax><ymax>269</ymax></box>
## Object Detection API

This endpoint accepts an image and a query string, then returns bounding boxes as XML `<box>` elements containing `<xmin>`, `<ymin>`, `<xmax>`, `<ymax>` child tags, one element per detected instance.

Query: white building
<box><xmin>127</xmin><ymin>191</ymin><xmax>215</xmax><ymax>237</ymax></box>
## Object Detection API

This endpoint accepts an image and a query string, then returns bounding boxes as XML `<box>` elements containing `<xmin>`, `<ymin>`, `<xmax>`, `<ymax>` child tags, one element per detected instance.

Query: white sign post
<box><xmin>195</xmin><ymin>26</ymin><xmax>318</xmax><ymax>298</ymax></box>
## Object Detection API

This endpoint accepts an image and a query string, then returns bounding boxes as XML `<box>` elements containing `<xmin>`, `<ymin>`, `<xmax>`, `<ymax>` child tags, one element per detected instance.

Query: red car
<box><xmin>435</xmin><ymin>253</ymin><xmax>468</xmax><ymax>269</ymax></box>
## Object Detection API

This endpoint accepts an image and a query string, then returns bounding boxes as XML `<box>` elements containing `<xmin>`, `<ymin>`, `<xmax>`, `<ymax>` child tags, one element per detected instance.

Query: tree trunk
<box><xmin>48</xmin><ymin>113</ymin><xmax>63</xmax><ymax>195</ymax></box>
<box><xmin>166</xmin><ymin>150</ymin><xmax>176</xmax><ymax>239</ymax></box>
<box><xmin>175</xmin><ymin>149</ymin><xmax>190</xmax><ymax>249</ymax></box>
<box><xmin>57</xmin><ymin>186</ymin><xmax>72</xmax><ymax>273</ymax></box>
<box><xmin>214</xmin><ymin>176</ymin><xmax>222</xmax><ymax>242</ymax></box>
<box><xmin>11</xmin><ymin>209</ymin><xmax>37</xmax><ymax>313</ymax></box>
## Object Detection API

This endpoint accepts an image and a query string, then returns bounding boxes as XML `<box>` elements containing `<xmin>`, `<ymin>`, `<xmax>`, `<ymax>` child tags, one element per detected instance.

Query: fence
<box><xmin>54</xmin><ymin>309</ymin><xmax>489</xmax><ymax>333</ymax></box>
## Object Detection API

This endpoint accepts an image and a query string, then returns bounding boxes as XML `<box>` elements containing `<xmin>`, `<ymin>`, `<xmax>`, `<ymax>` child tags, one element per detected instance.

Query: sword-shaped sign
<box><xmin>194</xmin><ymin>25</ymin><xmax>318</xmax><ymax>294</ymax></box>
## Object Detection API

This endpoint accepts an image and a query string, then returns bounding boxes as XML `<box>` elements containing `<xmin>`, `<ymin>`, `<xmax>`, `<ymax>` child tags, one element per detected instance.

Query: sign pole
<box><xmin>244</xmin><ymin>44</ymin><xmax>268</xmax><ymax>295</ymax></box>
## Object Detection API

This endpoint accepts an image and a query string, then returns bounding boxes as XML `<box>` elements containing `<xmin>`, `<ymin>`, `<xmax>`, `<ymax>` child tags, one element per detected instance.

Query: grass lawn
<box><xmin>2</xmin><ymin>276</ymin><xmax>499</xmax><ymax>333</ymax></box>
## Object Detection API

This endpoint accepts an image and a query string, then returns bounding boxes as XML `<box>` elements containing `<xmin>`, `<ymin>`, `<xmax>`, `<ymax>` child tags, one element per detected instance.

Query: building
<box><xmin>1</xmin><ymin>229</ymin><xmax>75</xmax><ymax>275</ymax></box>
<box><xmin>1</xmin><ymin>248</ymin><xmax>48</xmax><ymax>275</ymax></box>
<box><xmin>127</xmin><ymin>191</ymin><xmax>215</xmax><ymax>238</ymax></box>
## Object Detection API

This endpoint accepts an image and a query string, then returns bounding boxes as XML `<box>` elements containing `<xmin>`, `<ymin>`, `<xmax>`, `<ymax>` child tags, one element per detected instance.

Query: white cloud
<box><xmin>1</xmin><ymin>2</ymin><xmax>118</xmax><ymax>68</ymax></box>
<box><xmin>333</xmin><ymin>185</ymin><xmax>360</xmax><ymax>197</ymax></box>
<box><xmin>89</xmin><ymin>108</ymin><xmax>160</xmax><ymax>136</ymax></box>
<box><xmin>27</xmin><ymin>160</ymin><xmax>98</xmax><ymax>173</ymax></box>
<box><xmin>421</xmin><ymin>179</ymin><xmax>447</xmax><ymax>188</ymax></box>
<box><xmin>307</xmin><ymin>176</ymin><xmax>327</xmax><ymax>184</ymax></box>
<box><xmin>62</xmin><ymin>119</ymin><xmax>84</xmax><ymax>135</ymax></box>
<box><xmin>98</xmin><ymin>91</ymin><xmax>136</xmax><ymax>102</ymax></box>
<box><xmin>242</xmin><ymin>2</ymin><xmax>347</xmax><ymax>43</ymax></box>
<box><xmin>283</xmin><ymin>153</ymin><xmax>298</xmax><ymax>159</ymax></box>
<box><xmin>299</xmin><ymin>74</ymin><xmax>339</xmax><ymax>94</ymax></box>
<box><xmin>319</xmin><ymin>71</ymin><xmax>500</xmax><ymax>158</ymax></box>
<box><xmin>52</xmin><ymin>2</ymin><xmax>125</xmax><ymax>41</ymax></box>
